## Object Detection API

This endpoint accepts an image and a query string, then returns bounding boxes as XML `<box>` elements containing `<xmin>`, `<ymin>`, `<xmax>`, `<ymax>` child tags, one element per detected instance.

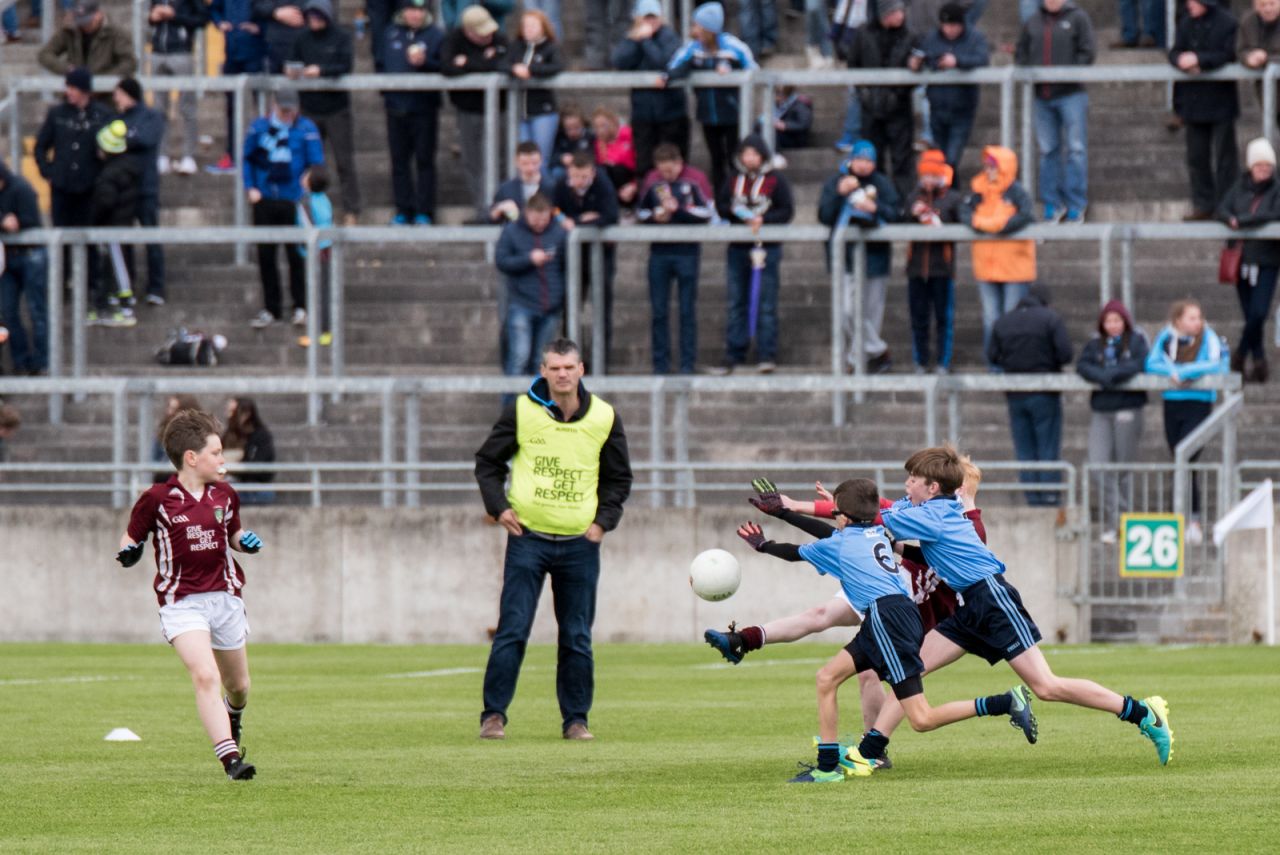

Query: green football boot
<box><xmin>1138</xmin><ymin>696</ymin><xmax>1173</xmax><ymax>766</ymax></box>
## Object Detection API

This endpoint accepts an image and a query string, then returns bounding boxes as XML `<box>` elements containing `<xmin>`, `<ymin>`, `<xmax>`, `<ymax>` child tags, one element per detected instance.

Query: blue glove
<box><xmin>116</xmin><ymin>542</ymin><xmax>144</xmax><ymax>568</ymax></box>
<box><xmin>240</xmin><ymin>531</ymin><xmax>263</xmax><ymax>554</ymax></box>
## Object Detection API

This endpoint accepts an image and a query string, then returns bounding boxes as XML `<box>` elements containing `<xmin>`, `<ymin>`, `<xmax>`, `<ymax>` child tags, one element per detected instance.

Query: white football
<box><xmin>689</xmin><ymin>548</ymin><xmax>741</xmax><ymax>602</ymax></box>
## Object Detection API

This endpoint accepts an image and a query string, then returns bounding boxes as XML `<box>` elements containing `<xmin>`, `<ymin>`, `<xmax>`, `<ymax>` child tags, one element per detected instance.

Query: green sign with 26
<box><xmin>1119</xmin><ymin>513</ymin><xmax>1184</xmax><ymax>578</ymax></box>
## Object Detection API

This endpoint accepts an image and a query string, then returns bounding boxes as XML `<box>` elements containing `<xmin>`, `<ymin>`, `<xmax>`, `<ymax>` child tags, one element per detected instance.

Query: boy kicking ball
<box><xmin>116</xmin><ymin>409</ymin><xmax>264</xmax><ymax>781</ymax></box>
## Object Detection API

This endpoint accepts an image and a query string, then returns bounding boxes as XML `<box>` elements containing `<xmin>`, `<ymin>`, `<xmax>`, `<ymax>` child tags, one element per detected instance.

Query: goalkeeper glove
<box><xmin>749</xmin><ymin>477</ymin><xmax>784</xmax><ymax>516</ymax></box>
<box><xmin>116</xmin><ymin>542</ymin><xmax>144</xmax><ymax>568</ymax></box>
<box><xmin>239</xmin><ymin>531</ymin><xmax>263</xmax><ymax>553</ymax></box>
<box><xmin>737</xmin><ymin>521</ymin><xmax>768</xmax><ymax>552</ymax></box>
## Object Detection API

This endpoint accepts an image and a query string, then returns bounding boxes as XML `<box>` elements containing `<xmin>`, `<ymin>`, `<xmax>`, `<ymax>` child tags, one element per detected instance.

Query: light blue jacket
<box><xmin>1144</xmin><ymin>323</ymin><xmax>1229</xmax><ymax>402</ymax></box>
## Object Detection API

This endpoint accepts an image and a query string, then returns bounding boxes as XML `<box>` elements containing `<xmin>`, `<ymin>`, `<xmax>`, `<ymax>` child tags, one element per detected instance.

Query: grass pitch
<box><xmin>1</xmin><ymin>642</ymin><xmax>1276</xmax><ymax>854</ymax></box>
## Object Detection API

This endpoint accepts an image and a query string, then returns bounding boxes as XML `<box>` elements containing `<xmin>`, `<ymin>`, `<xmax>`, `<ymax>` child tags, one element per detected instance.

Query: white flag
<box><xmin>1213</xmin><ymin>479</ymin><xmax>1275</xmax><ymax>546</ymax></box>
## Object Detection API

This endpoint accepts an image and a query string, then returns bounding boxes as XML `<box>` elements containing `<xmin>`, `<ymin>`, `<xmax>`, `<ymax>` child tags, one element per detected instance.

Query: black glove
<box><xmin>116</xmin><ymin>542</ymin><xmax>145</xmax><ymax>568</ymax></box>
<box><xmin>749</xmin><ymin>477</ymin><xmax>784</xmax><ymax>516</ymax></box>
<box><xmin>737</xmin><ymin>521</ymin><xmax>768</xmax><ymax>552</ymax></box>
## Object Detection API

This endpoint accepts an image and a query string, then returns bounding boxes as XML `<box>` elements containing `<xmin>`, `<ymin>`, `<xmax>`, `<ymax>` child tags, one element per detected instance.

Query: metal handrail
<box><xmin>1174</xmin><ymin>391</ymin><xmax>1244</xmax><ymax>519</ymax></box>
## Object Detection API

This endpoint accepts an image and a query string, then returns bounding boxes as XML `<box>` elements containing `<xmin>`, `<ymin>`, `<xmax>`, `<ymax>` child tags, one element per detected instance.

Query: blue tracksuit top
<box><xmin>797</xmin><ymin>523</ymin><xmax>909</xmax><ymax>614</ymax></box>
<box><xmin>1144</xmin><ymin>323</ymin><xmax>1229</xmax><ymax>403</ymax></box>
<box><xmin>242</xmin><ymin>113</ymin><xmax>324</xmax><ymax>202</ymax></box>
<box><xmin>880</xmin><ymin>496</ymin><xmax>1006</xmax><ymax>591</ymax></box>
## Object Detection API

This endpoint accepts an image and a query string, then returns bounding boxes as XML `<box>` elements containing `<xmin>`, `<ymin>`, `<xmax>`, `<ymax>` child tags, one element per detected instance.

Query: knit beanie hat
<box><xmin>851</xmin><ymin>139</ymin><xmax>877</xmax><ymax>162</ymax></box>
<box><xmin>1247</xmin><ymin>137</ymin><xmax>1277</xmax><ymax>168</ymax></box>
<box><xmin>97</xmin><ymin>119</ymin><xmax>127</xmax><ymax>154</ymax></box>
<box><xmin>65</xmin><ymin>66</ymin><xmax>92</xmax><ymax>94</ymax></box>
<box><xmin>693</xmin><ymin>2</ymin><xmax>724</xmax><ymax>34</ymax></box>
<box><xmin>939</xmin><ymin>2</ymin><xmax>966</xmax><ymax>23</ymax></box>
<box><xmin>116</xmin><ymin>77</ymin><xmax>142</xmax><ymax>103</ymax></box>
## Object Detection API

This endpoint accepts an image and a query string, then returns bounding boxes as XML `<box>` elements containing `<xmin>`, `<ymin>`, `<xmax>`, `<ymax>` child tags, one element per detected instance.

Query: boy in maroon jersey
<box><xmin>116</xmin><ymin>409</ymin><xmax>264</xmax><ymax>781</ymax></box>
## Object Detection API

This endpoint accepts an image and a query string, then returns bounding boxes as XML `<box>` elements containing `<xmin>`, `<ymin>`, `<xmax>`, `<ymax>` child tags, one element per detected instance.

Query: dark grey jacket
<box><xmin>35</xmin><ymin>99</ymin><xmax>112</xmax><ymax>194</ymax></box>
<box><xmin>611</xmin><ymin>25</ymin><xmax>686</xmax><ymax>123</ymax></box>
<box><xmin>1015</xmin><ymin>0</ymin><xmax>1096</xmax><ymax>100</ymax></box>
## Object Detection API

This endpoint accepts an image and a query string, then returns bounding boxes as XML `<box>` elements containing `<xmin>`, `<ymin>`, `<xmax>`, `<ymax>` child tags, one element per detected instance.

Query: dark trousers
<box><xmin>648</xmin><ymin>250</ymin><xmax>699</xmax><ymax>373</ymax></box>
<box><xmin>632</xmin><ymin>115</ymin><xmax>691</xmax><ymax>179</ymax></box>
<box><xmin>1007</xmin><ymin>392</ymin><xmax>1063</xmax><ymax>506</ymax></box>
<box><xmin>702</xmin><ymin>123</ymin><xmax>739</xmax><ymax>195</ymax></box>
<box><xmin>725</xmin><ymin>243</ymin><xmax>781</xmax><ymax>365</ymax></box>
<box><xmin>254</xmin><ymin>198</ymin><xmax>306</xmax><ymax>317</ymax></box>
<box><xmin>928</xmin><ymin>102</ymin><xmax>977</xmax><ymax>168</ymax></box>
<box><xmin>907</xmin><ymin>274</ymin><xmax>954</xmax><ymax>369</ymax></box>
<box><xmin>386</xmin><ymin>108</ymin><xmax>438</xmax><ymax>220</ymax></box>
<box><xmin>122</xmin><ymin>194</ymin><xmax>165</xmax><ymax>298</ymax></box>
<box><xmin>863</xmin><ymin>109</ymin><xmax>916</xmax><ymax>201</ymax></box>
<box><xmin>311</xmin><ymin>107</ymin><xmax>362</xmax><ymax>216</ymax></box>
<box><xmin>51</xmin><ymin>187</ymin><xmax>97</xmax><ymax>291</ymax></box>
<box><xmin>0</xmin><ymin>248</ymin><xmax>49</xmax><ymax>372</ymax></box>
<box><xmin>482</xmin><ymin>532</ymin><xmax>601</xmax><ymax>731</ymax></box>
<box><xmin>221</xmin><ymin>56</ymin><xmax>265</xmax><ymax>156</ymax></box>
<box><xmin>1163</xmin><ymin>398</ymin><xmax>1213</xmax><ymax>515</ymax></box>
<box><xmin>1185</xmin><ymin>119</ymin><xmax>1238</xmax><ymax>214</ymax></box>
<box><xmin>1236</xmin><ymin>265</ymin><xmax>1278</xmax><ymax>360</ymax></box>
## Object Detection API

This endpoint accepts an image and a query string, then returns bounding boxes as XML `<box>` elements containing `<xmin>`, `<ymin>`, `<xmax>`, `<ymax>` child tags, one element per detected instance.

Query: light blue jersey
<box><xmin>797</xmin><ymin>524</ymin><xmax>909</xmax><ymax>614</ymax></box>
<box><xmin>880</xmin><ymin>496</ymin><xmax>1006</xmax><ymax>591</ymax></box>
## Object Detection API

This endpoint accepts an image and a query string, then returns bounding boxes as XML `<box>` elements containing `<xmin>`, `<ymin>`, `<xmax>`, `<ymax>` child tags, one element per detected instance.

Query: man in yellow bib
<box><xmin>475</xmin><ymin>338</ymin><xmax>633</xmax><ymax>741</ymax></box>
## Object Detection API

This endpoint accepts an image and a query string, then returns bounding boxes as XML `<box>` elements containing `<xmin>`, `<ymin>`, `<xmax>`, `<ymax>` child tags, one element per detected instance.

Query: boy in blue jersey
<box><xmin>738</xmin><ymin>478</ymin><xmax>1037</xmax><ymax>783</ymax></box>
<box><xmin>868</xmin><ymin>444</ymin><xmax>1175</xmax><ymax>766</ymax></box>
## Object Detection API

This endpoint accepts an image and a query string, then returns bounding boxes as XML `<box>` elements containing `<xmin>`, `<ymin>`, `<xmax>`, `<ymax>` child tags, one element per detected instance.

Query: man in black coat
<box><xmin>0</xmin><ymin>159</ymin><xmax>48</xmax><ymax>373</ymax></box>
<box><xmin>35</xmin><ymin>67</ymin><xmax>110</xmax><ymax>239</ymax></box>
<box><xmin>1169</xmin><ymin>0</ymin><xmax>1240</xmax><ymax>220</ymax></box>
<box><xmin>987</xmin><ymin>284</ymin><xmax>1073</xmax><ymax>507</ymax></box>
<box><xmin>611</xmin><ymin>0</ymin><xmax>688</xmax><ymax>179</ymax></box>
<box><xmin>846</xmin><ymin>0</ymin><xmax>919</xmax><ymax>200</ymax></box>
<box><xmin>380</xmin><ymin>0</ymin><xmax>443</xmax><ymax>225</ymax></box>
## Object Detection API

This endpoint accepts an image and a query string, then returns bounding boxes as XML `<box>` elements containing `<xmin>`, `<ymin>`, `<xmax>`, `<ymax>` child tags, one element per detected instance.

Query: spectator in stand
<box><xmin>583</xmin><ymin>0</ymin><xmax>628</xmax><ymax>69</ymax></box>
<box><xmin>522</xmin><ymin>0</ymin><xmax>561</xmax><ymax>38</ymax></box>
<box><xmin>38</xmin><ymin>0</ymin><xmax>136</xmax><ymax>79</ymax></box>
<box><xmin>208</xmin><ymin>0</ymin><xmax>269</xmax><ymax>174</ymax></box>
<box><xmin>1076</xmin><ymin>300</ymin><xmax>1149</xmax><ymax>542</ymax></box>
<box><xmin>1218</xmin><ymin>137</ymin><xmax>1280</xmax><ymax>383</ymax></box>
<box><xmin>906</xmin><ymin>149</ymin><xmax>963</xmax><ymax>374</ymax></box>
<box><xmin>1170</xmin><ymin>0</ymin><xmax>1240</xmax><ymax>221</ymax></box>
<box><xmin>509</xmin><ymin>10</ymin><xmax>563</xmax><ymax>166</ymax></box>
<box><xmin>381</xmin><ymin>0</ymin><xmax>443</xmax><ymax>226</ymax></box>
<box><xmin>665</xmin><ymin>3</ymin><xmax>757</xmax><ymax>194</ymax></box>
<box><xmin>1145</xmin><ymin>299</ymin><xmax>1230</xmax><ymax>544</ymax></box>
<box><xmin>818</xmin><ymin>139</ymin><xmax>900</xmax><ymax>375</ymax></box>
<box><xmin>831</xmin><ymin>0</ymin><xmax>869</xmax><ymax>153</ymax></box>
<box><xmin>550</xmin><ymin>105</ymin><xmax>595</xmax><ymax>183</ymax></box>
<box><xmin>88</xmin><ymin>120</ymin><xmax>141</xmax><ymax>328</ymax></box>
<box><xmin>553</xmin><ymin>152</ymin><xmax>620</xmax><ymax>370</ymax></box>
<box><xmin>491</xmin><ymin>142</ymin><xmax>555</xmax><ymax>223</ymax></box>
<box><xmin>612</xmin><ymin>0</ymin><xmax>688</xmax><ymax>179</ymax></box>
<box><xmin>148</xmin><ymin>0</ymin><xmax>209</xmax><ymax>176</ymax></box>
<box><xmin>804</xmin><ymin>0</ymin><xmax>836</xmax><ymax>69</ymax></box>
<box><xmin>637</xmin><ymin>140</ymin><xmax>714</xmax><ymax>204</ymax></box>
<box><xmin>712</xmin><ymin>134</ymin><xmax>794</xmax><ymax>375</ymax></box>
<box><xmin>963</xmin><ymin>145</ymin><xmax>1037</xmax><ymax>364</ymax></box>
<box><xmin>114</xmin><ymin>78</ymin><xmax>167</xmax><ymax>307</ymax></box>
<box><xmin>0</xmin><ymin>158</ymin><xmax>47</xmax><ymax>375</ymax></box>
<box><xmin>767</xmin><ymin>86</ymin><xmax>814</xmax><ymax>150</ymax></box>
<box><xmin>256</xmin><ymin>0</ymin><xmax>306</xmax><ymax>73</ymax></box>
<box><xmin>919</xmin><ymin>2</ymin><xmax>989</xmax><ymax>169</ymax></box>
<box><xmin>495</xmin><ymin>192</ymin><xmax>568</xmax><ymax>376</ymax></box>
<box><xmin>986</xmin><ymin>283</ymin><xmax>1073</xmax><ymax>507</ymax></box>
<box><xmin>1115</xmin><ymin>0</ymin><xmax>1166</xmax><ymax>48</ymax></box>
<box><xmin>288</xmin><ymin>0</ymin><xmax>361</xmax><ymax>225</ymax></box>
<box><xmin>637</xmin><ymin>144</ymin><xmax>715</xmax><ymax>374</ymax></box>
<box><xmin>442</xmin><ymin>6</ymin><xmax>510</xmax><ymax>223</ymax></box>
<box><xmin>739</xmin><ymin>0</ymin><xmax>778</xmax><ymax>60</ymax></box>
<box><xmin>1238</xmin><ymin>0</ymin><xmax>1280</xmax><ymax>123</ymax></box>
<box><xmin>848</xmin><ymin>0</ymin><xmax>919</xmax><ymax>201</ymax></box>
<box><xmin>366</xmin><ymin>0</ymin><xmax>397</xmax><ymax>69</ymax></box>
<box><xmin>223</xmin><ymin>397</ymin><xmax>277</xmax><ymax>504</ymax></box>
<box><xmin>592</xmin><ymin>107</ymin><xmax>638</xmax><ymax>206</ymax></box>
<box><xmin>296</xmin><ymin>165</ymin><xmax>334</xmax><ymax>347</ymax></box>
<box><xmin>0</xmin><ymin>404</ymin><xmax>21</xmax><ymax>463</ymax></box>
<box><xmin>243</xmin><ymin>88</ymin><xmax>324</xmax><ymax>330</ymax></box>
<box><xmin>1016</xmin><ymin>0</ymin><xmax>1095</xmax><ymax>224</ymax></box>
<box><xmin>439</xmin><ymin>0</ymin><xmax>513</xmax><ymax>31</ymax></box>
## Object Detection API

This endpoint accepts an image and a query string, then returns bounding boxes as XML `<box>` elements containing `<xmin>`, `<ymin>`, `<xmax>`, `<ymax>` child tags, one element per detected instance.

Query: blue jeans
<box><xmin>482</xmin><ymin>532</ymin><xmax>601</xmax><ymax>730</ymax></box>
<box><xmin>739</xmin><ymin>0</ymin><xmax>778</xmax><ymax>56</ymax></box>
<box><xmin>648</xmin><ymin>251</ymin><xmax>700</xmax><ymax>373</ymax></box>
<box><xmin>1007</xmin><ymin>393</ymin><xmax>1063</xmax><ymax>506</ymax></box>
<box><xmin>836</xmin><ymin>88</ymin><xmax>861</xmax><ymax>147</ymax></box>
<box><xmin>1033</xmin><ymin>91</ymin><xmax>1088</xmax><ymax>211</ymax></box>
<box><xmin>519</xmin><ymin>112</ymin><xmax>560</xmax><ymax>167</ymax></box>
<box><xmin>1119</xmin><ymin>0</ymin><xmax>1165</xmax><ymax>44</ymax></box>
<box><xmin>977</xmin><ymin>280</ymin><xmax>1029</xmax><ymax>362</ymax></box>
<box><xmin>804</xmin><ymin>0</ymin><xmax>831</xmax><ymax>56</ymax></box>
<box><xmin>726</xmin><ymin>243</ymin><xmax>781</xmax><ymax>365</ymax></box>
<box><xmin>907</xmin><ymin>275</ymin><xmax>954</xmax><ymax>369</ymax></box>
<box><xmin>1</xmin><ymin>248</ymin><xmax>49</xmax><ymax>373</ymax></box>
<box><xmin>503</xmin><ymin>300</ymin><xmax>560</xmax><ymax>377</ymax></box>
<box><xmin>929</xmin><ymin>102</ymin><xmax>977</xmax><ymax>168</ymax></box>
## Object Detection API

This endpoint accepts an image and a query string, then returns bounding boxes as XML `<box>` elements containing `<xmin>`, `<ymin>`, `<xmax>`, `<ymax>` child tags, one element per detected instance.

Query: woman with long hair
<box><xmin>222</xmin><ymin>397</ymin><xmax>277</xmax><ymax>504</ymax></box>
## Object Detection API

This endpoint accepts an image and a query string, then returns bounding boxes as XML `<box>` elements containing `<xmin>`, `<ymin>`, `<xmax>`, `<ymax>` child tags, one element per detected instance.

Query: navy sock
<box><xmin>857</xmin><ymin>729</ymin><xmax>889</xmax><ymax>761</ymax></box>
<box><xmin>816</xmin><ymin>742</ymin><xmax>841</xmax><ymax>773</ymax></box>
<box><xmin>976</xmin><ymin>692</ymin><xmax>1013</xmax><ymax>717</ymax></box>
<box><xmin>1118</xmin><ymin>695</ymin><xmax>1148</xmax><ymax>726</ymax></box>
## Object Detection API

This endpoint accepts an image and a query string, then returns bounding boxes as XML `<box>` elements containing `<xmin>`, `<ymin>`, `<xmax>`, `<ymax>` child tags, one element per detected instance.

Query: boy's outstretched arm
<box><xmin>749</xmin><ymin>479</ymin><xmax>838</xmax><ymax>538</ymax></box>
<box><xmin>738</xmin><ymin>521</ymin><xmax>805</xmax><ymax>562</ymax></box>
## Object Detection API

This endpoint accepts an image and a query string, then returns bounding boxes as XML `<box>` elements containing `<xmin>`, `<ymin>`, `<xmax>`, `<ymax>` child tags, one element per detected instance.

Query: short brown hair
<box><xmin>525</xmin><ymin>191</ymin><xmax>552</xmax><ymax>212</ymax></box>
<box><xmin>569</xmin><ymin>150</ymin><xmax>595</xmax><ymax>170</ymax></box>
<box><xmin>162</xmin><ymin>409</ymin><xmax>221</xmax><ymax>470</ymax></box>
<box><xmin>515</xmin><ymin>140</ymin><xmax>542</xmax><ymax>158</ymax></box>
<box><xmin>832</xmin><ymin>478</ymin><xmax>880</xmax><ymax>523</ymax></box>
<box><xmin>904</xmin><ymin>444</ymin><xmax>964</xmax><ymax>494</ymax></box>
<box><xmin>653</xmin><ymin>143</ymin><xmax>682</xmax><ymax>164</ymax></box>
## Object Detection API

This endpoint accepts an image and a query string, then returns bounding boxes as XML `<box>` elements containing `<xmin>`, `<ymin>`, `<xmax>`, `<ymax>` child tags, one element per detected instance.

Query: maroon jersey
<box><xmin>126</xmin><ymin>476</ymin><xmax>245</xmax><ymax>606</ymax></box>
<box><xmin>901</xmin><ymin>508</ymin><xmax>986</xmax><ymax>632</ymax></box>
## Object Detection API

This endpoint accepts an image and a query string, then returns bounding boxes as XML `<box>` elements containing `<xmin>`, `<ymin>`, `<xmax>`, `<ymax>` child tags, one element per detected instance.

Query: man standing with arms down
<box><xmin>475</xmin><ymin>338</ymin><xmax>632</xmax><ymax>742</ymax></box>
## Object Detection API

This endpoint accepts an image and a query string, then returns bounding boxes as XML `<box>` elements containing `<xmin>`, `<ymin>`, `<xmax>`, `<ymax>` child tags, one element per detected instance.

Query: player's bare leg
<box><xmin>857</xmin><ymin>670</ymin><xmax>884</xmax><ymax>731</ymax></box>
<box><xmin>213</xmin><ymin>646</ymin><xmax>251</xmax><ymax>750</ymax></box>
<box><xmin>815</xmin><ymin>649</ymin><xmax>854</xmax><ymax>745</ymax></box>
<box><xmin>172</xmin><ymin>632</ymin><xmax>254</xmax><ymax>779</ymax></box>
<box><xmin>865</xmin><ymin>629</ymin><xmax>969</xmax><ymax>749</ymax></box>
<box><xmin>1006</xmin><ymin>645</ymin><xmax>1123</xmax><ymax>711</ymax></box>
<box><xmin>762</xmin><ymin>597</ymin><xmax>859</xmax><ymax>643</ymax></box>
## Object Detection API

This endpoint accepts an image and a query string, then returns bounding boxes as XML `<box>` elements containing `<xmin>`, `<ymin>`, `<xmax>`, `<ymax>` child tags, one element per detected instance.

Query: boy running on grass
<box><xmin>116</xmin><ymin>408</ymin><xmax>263</xmax><ymax>781</ymax></box>
<box><xmin>863</xmin><ymin>444</ymin><xmax>1174</xmax><ymax>768</ymax></box>
<box><xmin>736</xmin><ymin>477</ymin><xmax>1036</xmax><ymax>783</ymax></box>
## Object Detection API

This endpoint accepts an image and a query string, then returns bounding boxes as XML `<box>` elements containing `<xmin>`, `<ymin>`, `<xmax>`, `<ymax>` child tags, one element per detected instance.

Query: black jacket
<box><xmin>552</xmin><ymin>171</ymin><xmax>620</xmax><ymax>227</ymax></box>
<box><xmin>507</xmin><ymin>38</ymin><xmax>562</xmax><ymax>119</ymax></box>
<box><xmin>921</xmin><ymin>25</ymin><xmax>989</xmax><ymax>113</ymax></box>
<box><xmin>905</xmin><ymin>184</ymin><xmax>965</xmax><ymax>279</ymax></box>
<box><xmin>441</xmin><ymin>28</ymin><xmax>509</xmax><ymax>113</ymax></box>
<box><xmin>35</xmin><ymin>99</ymin><xmax>112</xmax><ymax>194</ymax></box>
<box><xmin>611</xmin><ymin>25</ymin><xmax>686</xmax><ymax>123</ymax></box>
<box><xmin>149</xmin><ymin>0</ymin><xmax>209</xmax><ymax>54</ymax></box>
<box><xmin>847</xmin><ymin>21</ymin><xmax>918</xmax><ymax>118</ymax></box>
<box><xmin>1216</xmin><ymin>171</ymin><xmax>1280</xmax><ymax>266</ymax></box>
<box><xmin>986</xmin><ymin>289</ymin><xmax>1073</xmax><ymax>391</ymax></box>
<box><xmin>253</xmin><ymin>0</ymin><xmax>305</xmax><ymax>64</ymax></box>
<box><xmin>0</xmin><ymin>163</ymin><xmax>43</xmax><ymax>231</ymax></box>
<box><xmin>817</xmin><ymin>165</ymin><xmax>899</xmax><ymax>276</ymax></box>
<box><xmin>118</xmin><ymin>102</ymin><xmax>166</xmax><ymax>197</ymax></box>
<box><xmin>381</xmin><ymin>18</ymin><xmax>444</xmax><ymax>113</ymax></box>
<box><xmin>716</xmin><ymin>134</ymin><xmax>794</xmax><ymax>248</ymax></box>
<box><xmin>1076</xmin><ymin>302</ymin><xmax>1149</xmax><ymax>412</ymax></box>
<box><xmin>1169</xmin><ymin>2</ymin><xmax>1240</xmax><ymax>123</ymax></box>
<box><xmin>236</xmin><ymin>426</ymin><xmax>277</xmax><ymax>482</ymax></box>
<box><xmin>1015</xmin><ymin>0</ymin><xmax>1095</xmax><ymax>100</ymax></box>
<box><xmin>90</xmin><ymin>154</ymin><xmax>141</xmax><ymax>226</ymax></box>
<box><xmin>289</xmin><ymin>22</ymin><xmax>354</xmax><ymax>114</ymax></box>
<box><xmin>475</xmin><ymin>378</ymin><xmax>633</xmax><ymax>532</ymax></box>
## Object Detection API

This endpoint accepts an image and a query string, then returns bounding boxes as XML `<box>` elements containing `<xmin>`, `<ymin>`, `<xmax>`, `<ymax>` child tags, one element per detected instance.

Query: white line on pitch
<box><xmin>692</xmin><ymin>657</ymin><xmax>829</xmax><ymax>670</ymax></box>
<box><xmin>0</xmin><ymin>675</ymin><xmax>135</xmax><ymax>687</ymax></box>
<box><xmin>384</xmin><ymin>667</ymin><xmax>484</xmax><ymax>679</ymax></box>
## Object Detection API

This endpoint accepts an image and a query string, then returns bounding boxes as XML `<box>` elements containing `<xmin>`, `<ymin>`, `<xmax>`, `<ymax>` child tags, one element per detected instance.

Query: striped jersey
<box><xmin>126</xmin><ymin>476</ymin><xmax>245</xmax><ymax>606</ymax></box>
<box><xmin>880</xmin><ymin>496</ymin><xmax>1005</xmax><ymax>591</ymax></box>
<box><xmin>798</xmin><ymin>524</ymin><xmax>909</xmax><ymax>613</ymax></box>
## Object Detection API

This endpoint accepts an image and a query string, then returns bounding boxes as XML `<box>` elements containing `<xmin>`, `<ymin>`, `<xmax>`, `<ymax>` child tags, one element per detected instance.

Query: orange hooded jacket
<box><xmin>965</xmin><ymin>146</ymin><xmax>1036</xmax><ymax>284</ymax></box>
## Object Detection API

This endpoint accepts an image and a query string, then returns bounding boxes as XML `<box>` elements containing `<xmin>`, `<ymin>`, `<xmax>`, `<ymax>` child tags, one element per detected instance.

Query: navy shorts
<box><xmin>846</xmin><ymin>594</ymin><xmax>925</xmax><ymax>699</ymax></box>
<box><xmin>935</xmin><ymin>574</ymin><xmax>1043</xmax><ymax>665</ymax></box>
